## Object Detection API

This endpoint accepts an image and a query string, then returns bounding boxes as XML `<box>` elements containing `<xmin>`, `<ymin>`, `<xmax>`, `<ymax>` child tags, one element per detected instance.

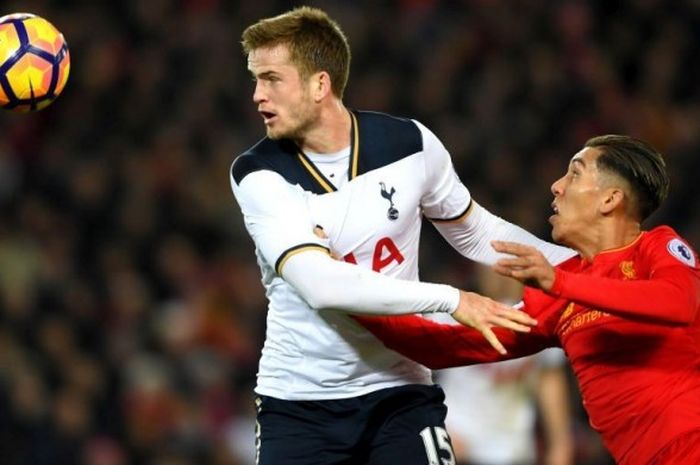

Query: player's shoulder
<box><xmin>230</xmin><ymin>137</ymin><xmax>299</xmax><ymax>185</ymax></box>
<box><xmin>354</xmin><ymin>110</ymin><xmax>424</xmax><ymax>171</ymax></box>
<box><xmin>355</xmin><ymin>109</ymin><xmax>419</xmax><ymax>136</ymax></box>
<box><xmin>641</xmin><ymin>225</ymin><xmax>698</xmax><ymax>268</ymax></box>
<box><xmin>641</xmin><ymin>225</ymin><xmax>690</xmax><ymax>247</ymax></box>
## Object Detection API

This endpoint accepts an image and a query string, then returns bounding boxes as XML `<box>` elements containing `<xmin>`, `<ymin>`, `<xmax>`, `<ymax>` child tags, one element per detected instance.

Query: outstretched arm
<box><xmin>232</xmin><ymin>167</ymin><xmax>538</xmax><ymax>354</ymax></box>
<box><xmin>233</xmin><ymin>169</ymin><xmax>463</xmax><ymax>317</ymax></box>
<box><xmin>493</xmin><ymin>238</ymin><xmax>700</xmax><ymax>325</ymax></box>
<box><xmin>353</xmin><ymin>313</ymin><xmax>553</xmax><ymax>369</ymax></box>
<box><xmin>284</xmin><ymin>254</ymin><xmax>534</xmax><ymax>351</ymax></box>
<box><xmin>432</xmin><ymin>202</ymin><xmax>576</xmax><ymax>267</ymax></box>
<box><xmin>414</xmin><ymin>121</ymin><xmax>575</xmax><ymax>269</ymax></box>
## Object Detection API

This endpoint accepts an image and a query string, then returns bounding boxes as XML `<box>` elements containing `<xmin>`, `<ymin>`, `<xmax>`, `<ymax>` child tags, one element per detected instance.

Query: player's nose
<box><xmin>253</xmin><ymin>81</ymin><xmax>267</xmax><ymax>104</ymax></box>
<box><xmin>551</xmin><ymin>176</ymin><xmax>565</xmax><ymax>196</ymax></box>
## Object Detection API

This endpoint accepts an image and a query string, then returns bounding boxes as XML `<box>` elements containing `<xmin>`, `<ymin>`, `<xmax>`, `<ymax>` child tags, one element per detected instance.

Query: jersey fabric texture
<box><xmin>356</xmin><ymin>226</ymin><xmax>700</xmax><ymax>465</ymax></box>
<box><xmin>230</xmin><ymin>110</ymin><xmax>471</xmax><ymax>400</ymax></box>
<box><xmin>648</xmin><ymin>428</ymin><xmax>700</xmax><ymax>465</ymax></box>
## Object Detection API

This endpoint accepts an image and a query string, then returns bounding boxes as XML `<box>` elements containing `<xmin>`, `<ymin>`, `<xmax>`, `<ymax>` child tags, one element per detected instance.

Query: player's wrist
<box><xmin>447</xmin><ymin>287</ymin><xmax>461</xmax><ymax>314</ymax></box>
<box><xmin>549</xmin><ymin>268</ymin><xmax>566</xmax><ymax>296</ymax></box>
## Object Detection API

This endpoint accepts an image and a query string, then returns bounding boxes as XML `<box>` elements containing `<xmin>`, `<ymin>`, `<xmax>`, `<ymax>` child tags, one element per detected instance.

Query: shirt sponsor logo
<box><xmin>667</xmin><ymin>238</ymin><xmax>696</xmax><ymax>267</ymax></box>
<box><xmin>559</xmin><ymin>308</ymin><xmax>611</xmax><ymax>337</ymax></box>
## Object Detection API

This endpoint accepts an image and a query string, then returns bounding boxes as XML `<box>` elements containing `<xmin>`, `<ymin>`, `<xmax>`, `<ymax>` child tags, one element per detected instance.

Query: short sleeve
<box><xmin>231</xmin><ymin>168</ymin><xmax>329</xmax><ymax>274</ymax></box>
<box><xmin>415</xmin><ymin>121</ymin><xmax>472</xmax><ymax>221</ymax></box>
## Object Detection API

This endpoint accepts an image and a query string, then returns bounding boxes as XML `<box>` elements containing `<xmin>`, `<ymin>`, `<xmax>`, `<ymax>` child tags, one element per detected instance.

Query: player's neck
<box><xmin>578</xmin><ymin>218</ymin><xmax>642</xmax><ymax>260</ymax></box>
<box><xmin>297</xmin><ymin>101</ymin><xmax>351</xmax><ymax>154</ymax></box>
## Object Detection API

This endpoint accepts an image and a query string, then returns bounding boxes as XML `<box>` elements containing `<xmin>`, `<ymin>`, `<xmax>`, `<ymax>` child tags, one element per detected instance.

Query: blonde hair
<box><xmin>242</xmin><ymin>6</ymin><xmax>351</xmax><ymax>98</ymax></box>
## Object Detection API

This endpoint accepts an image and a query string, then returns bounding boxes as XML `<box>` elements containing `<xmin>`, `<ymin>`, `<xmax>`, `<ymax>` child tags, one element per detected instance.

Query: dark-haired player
<box><xmin>357</xmin><ymin>135</ymin><xmax>700</xmax><ymax>465</ymax></box>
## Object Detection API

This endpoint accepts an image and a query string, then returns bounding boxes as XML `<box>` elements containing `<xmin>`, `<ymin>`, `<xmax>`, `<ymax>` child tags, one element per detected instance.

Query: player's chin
<box><xmin>266</xmin><ymin>125</ymin><xmax>293</xmax><ymax>141</ymax></box>
<box><xmin>550</xmin><ymin>224</ymin><xmax>565</xmax><ymax>245</ymax></box>
<box><xmin>266</xmin><ymin>129</ymin><xmax>284</xmax><ymax>140</ymax></box>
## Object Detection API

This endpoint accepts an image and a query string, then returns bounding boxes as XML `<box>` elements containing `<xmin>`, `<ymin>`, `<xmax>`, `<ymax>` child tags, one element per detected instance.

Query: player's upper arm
<box><xmin>644</xmin><ymin>229</ymin><xmax>699</xmax><ymax>275</ymax></box>
<box><xmin>414</xmin><ymin>121</ymin><xmax>472</xmax><ymax>222</ymax></box>
<box><xmin>230</xmin><ymin>166</ymin><xmax>329</xmax><ymax>275</ymax></box>
<box><xmin>645</xmin><ymin>229</ymin><xmax>700</xmax><ymax>316</ymax></box>
<box><xmin>551</xmin><ymin>229</ymin><xmax>700</xmax><ymax>324</ymax></box>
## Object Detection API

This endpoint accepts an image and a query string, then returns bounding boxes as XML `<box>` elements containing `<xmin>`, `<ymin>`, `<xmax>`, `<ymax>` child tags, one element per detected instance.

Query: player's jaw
<box><xmin>552</xmin><ymin>148</ymin><xmax>614</xmax><ymax>250</ymax></box>
<box><xmin>549</xmin><ymin>175</ymin><xmax>586</xmax><ymax>246</ymax></box>
<box><xmin>262</xmin><ymin>97</ymin><xmax>317</xmax><ymax>141</ymax></box>
<box><xmin>549</xmin><ymin>171</ymin><xmax>565</xmax><ymax>240</ymax></box>
<box><xmin>549</xmin><ymin>183</ymin><xmax>599</xmax><ymax>248</ymax></box>
<box><xmin>549</xmin><ymin>200</ymin><xmax>566</xmax><ymax>244</ymax></box>
<box><xmin>549</xmin><ymin>185</ymin><xmax>587</xmax><ymax>246</ymax></box>
<box><xmin>259</xmin><ymin>108</ymin><xmax>284</xmax><ymax>138</ymax></box>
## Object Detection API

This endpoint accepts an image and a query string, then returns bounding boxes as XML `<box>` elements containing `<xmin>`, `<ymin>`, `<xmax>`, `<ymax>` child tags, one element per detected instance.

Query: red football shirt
<box><xmin>356</xmin><ymin>226</ymin><xmax>700</xmax><ymax>465</ymax></box>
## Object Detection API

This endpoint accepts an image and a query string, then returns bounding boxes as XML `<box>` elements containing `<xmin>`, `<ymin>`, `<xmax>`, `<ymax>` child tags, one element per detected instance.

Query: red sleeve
<box><xmin>352</xmin><ymin>311</ymin><xmax>553</xmax><ymax>369</ymax></box>
<box><xmin>551</xmin><ymin>231</ymin><xmax>700</xmax><ymax>325</ymax></box>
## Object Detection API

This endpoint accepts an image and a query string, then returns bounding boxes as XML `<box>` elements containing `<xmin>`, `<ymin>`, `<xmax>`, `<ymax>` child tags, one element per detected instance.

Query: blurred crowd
<box><xmin>0</xmin><ymin>0</ymin><xmax>698</xmax><ymax>464</ymax></box>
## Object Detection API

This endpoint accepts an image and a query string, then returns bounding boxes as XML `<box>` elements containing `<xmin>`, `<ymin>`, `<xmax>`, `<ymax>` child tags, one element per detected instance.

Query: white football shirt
<box><xmin>231</xmin><ymin>112</ymin><xmax>470</xmax><ymax>399</ymax></box>
<box><xmin>231</xmin><ymin>110</ymin><xmax>573</xmax><ymax>400</ymax></box>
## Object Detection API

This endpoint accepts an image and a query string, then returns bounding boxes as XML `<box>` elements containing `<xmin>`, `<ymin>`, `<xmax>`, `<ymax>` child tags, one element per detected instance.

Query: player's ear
<box><xmin>311</xmin><ymin>71</ymin><xmax>332</xmax><ymax>102</ymax></box>
<box><xmin>600</xmin><ymin>187</ymin><xmax>625</xmax><ymax>215</ymax></box>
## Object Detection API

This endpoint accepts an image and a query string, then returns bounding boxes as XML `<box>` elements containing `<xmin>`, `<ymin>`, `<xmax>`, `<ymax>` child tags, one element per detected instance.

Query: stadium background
<box><xmin>0</xmin><ymin>0</ymin><xmax>698</xmax><ymax>464</ymax></box>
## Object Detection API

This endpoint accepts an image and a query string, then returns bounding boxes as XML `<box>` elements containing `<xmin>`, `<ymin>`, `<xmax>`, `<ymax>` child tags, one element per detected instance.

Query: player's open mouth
<box><xmin>549</xmin><ymin>202</ymin><xmax>559</xmax><ymax>222</ymax></box>
<box><xmin>260</xmin><ymin>111</ymin><xmax>277</xmax><ymax>123</ymax></box>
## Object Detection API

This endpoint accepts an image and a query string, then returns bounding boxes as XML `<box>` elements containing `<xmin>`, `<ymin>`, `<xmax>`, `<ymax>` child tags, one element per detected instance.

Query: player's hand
<box><xmin>491</xmin><ymin>240</ymin><xmax>556</xmax><ymax>292</ymax></box>
<box><xmin>451</xmin><ymin>291</ymin><xmax>537</xmax><ymax>355</ymax></box>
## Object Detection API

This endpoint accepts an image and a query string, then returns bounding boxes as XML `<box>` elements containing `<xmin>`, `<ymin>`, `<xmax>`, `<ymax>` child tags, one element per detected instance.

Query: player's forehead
<box><xmin>569</xmin><ymin>147</ymin><xmax>602</xmax><ymax>170</ymax></box>
<box><xmin>247</xmin><ymin>43</ymin><xmax>295</xmax><ymax>73</ymax></box>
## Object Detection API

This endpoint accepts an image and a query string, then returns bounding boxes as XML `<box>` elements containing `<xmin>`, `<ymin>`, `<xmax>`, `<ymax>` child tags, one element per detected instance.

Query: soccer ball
<box><xmin>0</xmin><ymin>13</ymin><xmax>70</xmax><ymax>112</ymax></box>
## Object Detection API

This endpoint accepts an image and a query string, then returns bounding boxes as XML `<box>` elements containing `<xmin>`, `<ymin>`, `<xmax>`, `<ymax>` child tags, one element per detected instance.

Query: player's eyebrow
<box><xmin>570</xmin><ymin>158</ymin><xmax>586</xmax><ymax>169</ymax></box>
<box><xmin>252</xmin><ymin>70</ymin><xmax>280</xmax><ymax>80</ymax></box>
